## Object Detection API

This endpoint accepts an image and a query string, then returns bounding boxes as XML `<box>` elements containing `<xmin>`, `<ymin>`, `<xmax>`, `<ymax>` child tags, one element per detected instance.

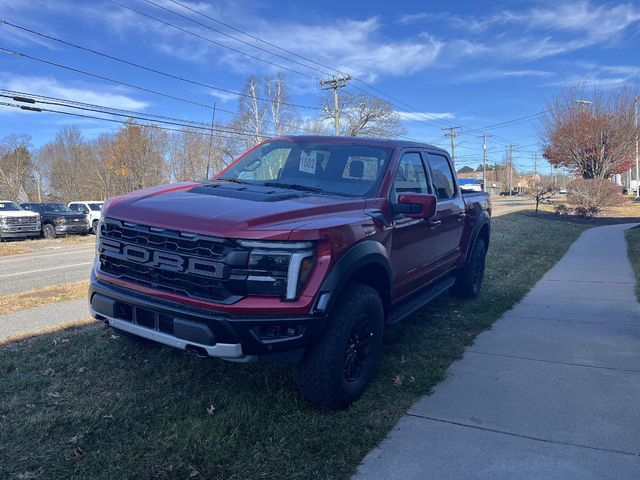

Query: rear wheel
<box><xmin>295</xmin><ymin>283</ymin><xmax>384</xmax><ymax>409</ymax></box>
<box><xmin>42</xmin><ymin>224</ymin><xmax>56</xmax><ymax>240</ymax></box>
<box><xmin>451</xmin><ymin>238</ymin><xmax>487</xmax><ymax>299</ymax></box>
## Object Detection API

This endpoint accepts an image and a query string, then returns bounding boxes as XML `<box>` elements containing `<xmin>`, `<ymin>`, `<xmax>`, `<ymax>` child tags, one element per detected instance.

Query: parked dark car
<box><xmin>20</xmin><ymin>202</ymin><xmax>90</xmax><ymax>238</ymax></box>
<box><xmin>89</xmin><ymin>136</ymin><xmax>491</xmax><ymax>409</ymax></box>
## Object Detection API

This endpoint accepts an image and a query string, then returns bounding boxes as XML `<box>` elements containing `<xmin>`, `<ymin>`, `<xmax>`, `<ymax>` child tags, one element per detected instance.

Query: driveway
<box><xmin>355</xmin><ymin>223</ymin><xmax>640</xmax><ymax>479</ymax></box>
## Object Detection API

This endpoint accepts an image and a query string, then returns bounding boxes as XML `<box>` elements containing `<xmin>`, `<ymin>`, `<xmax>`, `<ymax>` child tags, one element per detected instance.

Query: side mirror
<box><xmin>396</xmin><ymin>193</ymin><xmax>437</xmax><ymax>219</ymax></box>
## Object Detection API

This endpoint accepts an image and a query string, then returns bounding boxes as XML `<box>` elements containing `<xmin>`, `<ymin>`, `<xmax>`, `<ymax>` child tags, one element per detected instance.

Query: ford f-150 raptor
<box><xmin>89</xmin><ymin>136</ymin><xmax>491</xmax><ymax>409</ymax></box>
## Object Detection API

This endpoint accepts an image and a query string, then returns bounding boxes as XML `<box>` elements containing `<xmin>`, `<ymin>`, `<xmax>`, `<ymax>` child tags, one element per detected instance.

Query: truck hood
<box><xmin>0</xmin><ymin>210</ymin><xmax>40</xmax><ymax>218</ymax></box>
<box><xmin>105</xmin><ymin>181</ymin><xmax>367</xmax><ymax>239</ymax></box>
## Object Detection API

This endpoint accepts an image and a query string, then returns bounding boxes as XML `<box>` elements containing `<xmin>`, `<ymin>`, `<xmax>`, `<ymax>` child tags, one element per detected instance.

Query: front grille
<box><xmin>98</xmin><ymin>218</ymin><xmax>248</xmax><ymax>303</ymax></box>
<box><xmin>4</xmin><ymin>216</ymin><xmax>38</xmax><ymax>226</ymax></box>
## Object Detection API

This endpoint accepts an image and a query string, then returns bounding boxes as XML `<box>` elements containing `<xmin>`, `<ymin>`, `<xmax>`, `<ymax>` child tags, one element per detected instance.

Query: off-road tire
<box><xmin>42</xmin><ymin>223</ymin><xmax>56</xmax><ymax>240</ymax></box>
<box><xmin>451</xmin><ymin>238</ymin><xmax>487</xmax><ymax>299</ymax></box>
<box><xmin>295</xmin><ymin>283</ymin><xmax>384</xmax><ymax>410</ymax></box>
<box><xmin>92</xmin><ymin>220</ymin><xmax>99</xmax><ymax>235</ymax></box>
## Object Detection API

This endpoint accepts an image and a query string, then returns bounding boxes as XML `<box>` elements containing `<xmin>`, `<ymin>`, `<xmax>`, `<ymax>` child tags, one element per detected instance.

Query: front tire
<box><xmin>92</xmin><ymin>220</ymin><xmax>99</xmax><ymax>235</ymax></box>
<box><xmin>295</xmin><ymin>283</ymin><xmax>384</xmax><ymax>410</ymax></box>
<box><xmin>42</xmin><ymin>223</ymin><xmax>56</xmax><ymax>240</ymax></box>
<box><xmin>451</xmin><ymin>238</ymin><xmax>487</xmax><ymax>299</ymax></box>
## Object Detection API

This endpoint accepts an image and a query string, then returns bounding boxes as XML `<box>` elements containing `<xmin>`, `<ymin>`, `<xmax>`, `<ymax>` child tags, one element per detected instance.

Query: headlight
<box><xmin>238</xmin><ymin>240</ymin><xmax>315</xmax><ymax>301</ymax></box>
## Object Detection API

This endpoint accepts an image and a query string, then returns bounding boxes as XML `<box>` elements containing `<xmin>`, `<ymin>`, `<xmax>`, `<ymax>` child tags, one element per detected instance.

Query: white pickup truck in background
<box><xmin>68</xmin><ymin>201</ymin><xmax>104</xmax><ymax>234</ymax></box>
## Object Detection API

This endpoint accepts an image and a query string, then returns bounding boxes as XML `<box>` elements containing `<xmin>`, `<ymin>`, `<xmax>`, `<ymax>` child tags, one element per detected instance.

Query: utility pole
<box><xmin>443</xmin><ymin>127</ymin><xmax>461</xmax><ymax>165</ymax></box>
<box><xmin>532</xmin><ymin>154</ymin><xmax>538</xmax><ymax>191</ymax></box>
<box><xmin>205</xmin><ymin>103</ymin><xmax>216</xmax><ymax>179</ymax></box>
<box><xmin>320</xmin><ymin>75</ymin><xmax>352</xmax><ymax>136</ymax></box>
<box><xmin>635</xmin><ymin>96</ymin><xmax>639</xmax><ymax>199</ymax></box>
<box><xmin>508</xmin><ymin>144</ymin><xmax>515</xmax><ymax>193</ymax></box>
<box><xmin>478</xmin><ymin>133</ymin><xmax>492</xmax><ymax>192</ymax></box>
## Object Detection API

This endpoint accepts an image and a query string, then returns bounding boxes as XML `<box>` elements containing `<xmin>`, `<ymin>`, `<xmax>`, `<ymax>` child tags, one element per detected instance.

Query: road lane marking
<box><xmin>0</xmin><ymin>262</ymin><xmax>93</xmax><ymax>278</ymax></box>
<box><xmin>0</xmin><ymin>247</ymin><xmax>95</xmax><ymax>262</ymax></box>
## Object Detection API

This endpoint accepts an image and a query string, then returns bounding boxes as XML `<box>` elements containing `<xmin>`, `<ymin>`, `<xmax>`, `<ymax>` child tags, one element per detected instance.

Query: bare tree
<box><xmin>230</xmin><ymin>76</ymin><xmax>268</xmax><ymax>150</ymax></box>
<box><xmin>323</xmin><ymin>91</ymin><xmax>406</xmax><ymax>138</ymax></box>
<box><xmin>265</xmin><ymin>74</ymin><xmax>298</xmax><ymax>136</ymax></box>
<box><xmin>40</xmin><ymin>127</ymin><xmax>92</xmax><ymax>201</ymax></box>
<box><xmin>541</xmin><ymin>85</ymin><xmax>639</xmax><ymax>179</ymax></box>
<box><xmin>0</xmin><ymin>134</ymin><xmax>33</xmax><ymax>201</ymax></box>
<box><xmin>531</xmin><ymin>182</ymin><xmax>555</xmax><ymax>214</ymax></box>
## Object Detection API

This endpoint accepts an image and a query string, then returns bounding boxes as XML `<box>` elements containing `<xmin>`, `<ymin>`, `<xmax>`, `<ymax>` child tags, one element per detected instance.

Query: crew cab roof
<box><xmin>269</xmin><ymin>135</ymin><xmax>450</xmax><ymax>155</ymax></box>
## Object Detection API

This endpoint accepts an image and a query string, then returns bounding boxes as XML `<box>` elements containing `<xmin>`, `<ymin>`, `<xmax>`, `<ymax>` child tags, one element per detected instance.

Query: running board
<box><xmin>387</xmin><ymin>276</ymin><xmax>456</xmax><ymax>325</ymax></box>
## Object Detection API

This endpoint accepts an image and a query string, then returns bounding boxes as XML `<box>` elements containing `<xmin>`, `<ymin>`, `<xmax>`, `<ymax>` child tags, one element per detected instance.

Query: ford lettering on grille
<box><xmin>100</xmin><ymin>238</ymin><xmax>225</xmax><ymax>279</ymax></box>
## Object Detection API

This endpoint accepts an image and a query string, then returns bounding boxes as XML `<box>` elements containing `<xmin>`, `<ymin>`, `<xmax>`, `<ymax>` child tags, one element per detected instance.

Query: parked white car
<box><xmin>68</xmin><ymin>201</ymin><xmax>104</xmax><ymax>234</ymax></box>
<box><xmin>0</xmin><ymin>200</ymin><xmax>41</xmax><ymax>241</ymax></box>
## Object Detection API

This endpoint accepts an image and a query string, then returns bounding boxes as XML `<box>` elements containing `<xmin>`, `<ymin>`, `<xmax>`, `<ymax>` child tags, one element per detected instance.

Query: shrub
<box><xmin>567</xmin><ymin>179</ymin><xmax>624</xmax><ymax>215</ymax></box>
<box><xmin>554</xmin><ymin>204</ymin><xmax>570</xmax><ymax>215</ymax></box>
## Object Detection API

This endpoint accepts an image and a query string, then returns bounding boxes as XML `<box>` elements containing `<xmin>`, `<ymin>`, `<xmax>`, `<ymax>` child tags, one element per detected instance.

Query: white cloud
<box><xmin>0</xmin><ymin>75</ymin><xmax>149</xmax><ymax>111</ymax></box>
<box><xmin>457</xmin><ymin>69</ymin><xmax>554</xmax><ymax>83</ymax></box>
<box><xmin>401</xmin><ymin>1</ymin><xmax>640</xmax><ymax>61</ymax></box>
<box><xmin>396</xmin><ymin>111</ymin><xmax>455</xmax><ymax>121</ymax></box>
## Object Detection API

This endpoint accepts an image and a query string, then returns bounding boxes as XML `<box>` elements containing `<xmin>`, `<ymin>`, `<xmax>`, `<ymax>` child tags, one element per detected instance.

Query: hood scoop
<box><xmin>189</xmin><ymin>181</ymin><xmax>305</xmax><ymax>202</ymax></box>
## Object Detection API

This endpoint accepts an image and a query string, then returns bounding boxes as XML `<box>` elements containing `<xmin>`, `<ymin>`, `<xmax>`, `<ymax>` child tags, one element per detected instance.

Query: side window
<box><xmin>391</xmin><ymin>152</ymin><xmax>429</xmax><ymax>202</ymax></box>
<box><xmin>427</xmin><ymin>154</ymin><xmax>456</xmax><ymax>200</ymax></box>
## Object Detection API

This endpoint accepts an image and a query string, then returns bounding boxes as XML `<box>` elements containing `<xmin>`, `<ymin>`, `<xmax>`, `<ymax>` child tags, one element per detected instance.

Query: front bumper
<box><xmin>55</xmin><ymin>223</ymin><xmax>89</xmax><ymax>234</ymax></box>
<box><xmin>0</xmin><ymin>227</ymin><xmax>40</xmax><ymax>238</ymax></box>
<box><xmin>89</xmin><ymin>274</ymin><xmax>328</xmax><ymax>363</ymax></box>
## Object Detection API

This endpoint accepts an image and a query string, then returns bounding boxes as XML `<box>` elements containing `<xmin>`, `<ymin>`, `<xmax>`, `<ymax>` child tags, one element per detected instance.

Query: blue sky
<box><xmin>1</xmin><ymin>0</ymin><xmax>639</xmax><ymax>172</ymax></box>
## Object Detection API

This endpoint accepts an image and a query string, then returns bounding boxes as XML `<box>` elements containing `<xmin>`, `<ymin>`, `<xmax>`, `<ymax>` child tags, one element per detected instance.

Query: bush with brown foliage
<box><xmin>566</xmin><ymin>178</ymin><xmax>624</xmax><ymax>216</ymax></box>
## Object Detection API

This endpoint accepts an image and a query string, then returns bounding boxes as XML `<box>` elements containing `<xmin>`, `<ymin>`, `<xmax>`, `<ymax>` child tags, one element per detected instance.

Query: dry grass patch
<box><xmin>0</xmin><ymin>243</ymin><xmax>32</xmax><ymax>257</ymax></box>
<box><xmin>0</xmin><ymin>281</ymin><xmax>89</xmax><ymax>316</ymax></box>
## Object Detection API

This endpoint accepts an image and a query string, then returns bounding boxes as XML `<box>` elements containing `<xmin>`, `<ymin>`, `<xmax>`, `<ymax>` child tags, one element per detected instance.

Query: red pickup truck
<box><xmin>89</xmin><ymin>136</ymin><xmax>491</xmax><ymax>408</ymax></box>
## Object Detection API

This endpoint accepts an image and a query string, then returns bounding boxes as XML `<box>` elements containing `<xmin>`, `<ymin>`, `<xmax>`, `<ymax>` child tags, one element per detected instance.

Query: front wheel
<box><xmin>295</xmin><ymin>283</ymin><xmax>384</xmax><ymax>410</ymax></box>
<box><xmin>42</xmin><ymin>224</ymin><xmax>56</xmax><ymax>240</ymax></box>
<box><xmin>92</xmin><ymin>220</ymin><xmax>99</xmax><ymax>235</ymax></box>
<box><xmin>451</xmin><ymin>238</ymin><xmax>487</xmax><ymax>299</ymax></box>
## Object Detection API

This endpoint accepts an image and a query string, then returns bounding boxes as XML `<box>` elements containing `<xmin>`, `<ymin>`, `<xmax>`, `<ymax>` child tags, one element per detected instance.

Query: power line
<box><xmin>0</xmin><ymin>26</ymin><xmax>321</xmax><ymax>111</ymax></box>
<box><xmin>0</xmin><ymin>101</ymin><xmax>266</xmax><ymax>141</ymax></box>
<box><xmin>124</xmin><ymin>0</ymin><xmax>457</xmax><ymax>129</ymax></box>
<box><xmin>459</xmin><ymin>112</ymin><xmax>546</xmax><ymax>136</ymax></box>
<box><xmin>104</xmin><ymin>0</ymin><xmax>314</xmax><ymax>79</ymax></box>
<box><xmin>0</xmin><ymin>93</ymin><xmax>276</xmax><ymax>138</ymax></box>
<box><xmin>141</xmin><ymin>0</ymin><xmax>326</xmax><ymax>77</ymax></box>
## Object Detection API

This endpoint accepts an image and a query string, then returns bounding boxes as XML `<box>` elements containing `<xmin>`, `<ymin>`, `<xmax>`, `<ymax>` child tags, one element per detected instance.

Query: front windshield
<box><xmin>42</xmin><ymin>203</ymin><xmax>72</xmax><ymax>213</ymax></box>
<box><xmin>0</xmin><ymin>201</ymin><xmax>22</xmax><ymax>211</ymax></box>
<box><xmin>218</xmin><ymin>139</ymin><xmax>393</xmax><ymax>198</ymax></box>
<box><xmin>88</xmin><ymin>203</ymin><xmax>103</xmax><ymax>211</ymax></box>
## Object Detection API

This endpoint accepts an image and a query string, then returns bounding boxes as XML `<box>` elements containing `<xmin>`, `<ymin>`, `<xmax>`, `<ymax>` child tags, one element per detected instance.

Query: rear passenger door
<box><xmin>425</xmin><ymin>152</ymin><xmax>466</xmax><ymax>264</ymax></box>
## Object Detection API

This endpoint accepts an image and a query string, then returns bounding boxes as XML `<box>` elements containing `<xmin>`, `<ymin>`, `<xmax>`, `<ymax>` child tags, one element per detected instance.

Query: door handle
<box><xmin>429</xmin><ymin>219</ymin><xmax>442</xmax><ymax>226</ymax></box>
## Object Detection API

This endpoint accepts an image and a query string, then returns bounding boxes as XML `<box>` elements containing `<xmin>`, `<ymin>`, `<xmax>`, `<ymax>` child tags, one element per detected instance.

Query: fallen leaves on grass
<box><xmin>71</xmin><ymin>447</ymin><xmax>86</xmax><ymax>460</ymax></box>
<box><xmin>207</xmin><ymin>405</ymin><xmax>216</xmax><ymax>416</ymax></box>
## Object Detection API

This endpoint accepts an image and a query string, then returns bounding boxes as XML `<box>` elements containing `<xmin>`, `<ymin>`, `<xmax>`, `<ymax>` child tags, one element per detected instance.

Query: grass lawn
<box><xmin>625</xmin><ymin>226</ymin><xmax>640</xmax><ymax>301</ymax></box>
<box><xmin>0</xmin><ymin>212</ymin><xmax>611</xmax><ymax>480</ymax></box>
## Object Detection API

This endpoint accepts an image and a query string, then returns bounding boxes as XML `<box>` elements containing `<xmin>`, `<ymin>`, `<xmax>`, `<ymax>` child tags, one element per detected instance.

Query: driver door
<box><xmin>389</xmin><ymin>151</ymin><xmax>441</xmax><ymax>300</ymax></box>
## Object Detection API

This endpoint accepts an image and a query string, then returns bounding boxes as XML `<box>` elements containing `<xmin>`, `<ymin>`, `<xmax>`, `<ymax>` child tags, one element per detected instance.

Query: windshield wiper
<box><xmin>262</xmin><ymin>182</ymin><xmax>324</xmax><ymax>194</ymax></box>
<box><xmin>216</xmin><ymin>178</ymin><xmax>246</xmax><ymax>184</ymax></box>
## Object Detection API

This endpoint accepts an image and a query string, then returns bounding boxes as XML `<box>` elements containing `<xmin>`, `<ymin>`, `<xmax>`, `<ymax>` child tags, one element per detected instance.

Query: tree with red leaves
<box><xmin>541</xmin><ymin>86</ymin><xmax>638</xmax><ymax>179</ymax></box>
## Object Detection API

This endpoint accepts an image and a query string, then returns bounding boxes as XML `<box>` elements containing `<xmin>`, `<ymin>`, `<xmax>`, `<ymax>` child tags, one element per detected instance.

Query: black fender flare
<box><xmin>463</xmin><ymin>211</ymin><xmax>491</xmax><ymax>266</ymax></box>
<box><xmin>313</xmin><ymin>240</ymin><xmax>392</xmax><ymax>314</ymax></box>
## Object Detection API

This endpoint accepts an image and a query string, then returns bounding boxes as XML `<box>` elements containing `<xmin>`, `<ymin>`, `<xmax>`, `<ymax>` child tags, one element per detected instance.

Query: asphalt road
<box><xmin>0</xmin><ymin>243</ymin><xmax>95</xmax><ymax>296</ymax></box>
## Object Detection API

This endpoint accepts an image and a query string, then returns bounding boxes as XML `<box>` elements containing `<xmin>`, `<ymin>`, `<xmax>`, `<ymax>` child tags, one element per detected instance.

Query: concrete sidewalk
<box><xmin>355</xmin><ymin>223</ymin><xmax>640</xmax><ymax>480</ymax></box>
<box><xmin>0</xmin><ymin>299</ymin><xmax>89</xmax><ymax>341</ymax></box>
